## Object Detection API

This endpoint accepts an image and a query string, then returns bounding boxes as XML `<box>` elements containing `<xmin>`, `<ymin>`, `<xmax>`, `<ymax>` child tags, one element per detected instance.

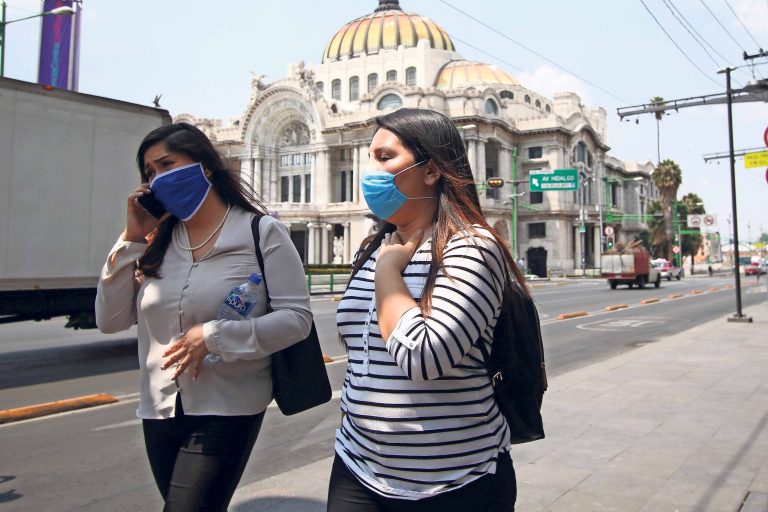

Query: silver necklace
<box><xmin>176</xmin><ymin>204</ymin><xmax>231</xmax><ymax>251</ymax></box>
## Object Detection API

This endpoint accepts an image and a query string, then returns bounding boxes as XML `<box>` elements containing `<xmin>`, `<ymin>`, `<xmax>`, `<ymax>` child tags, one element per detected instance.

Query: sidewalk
<box><xmin>230</xmin><ymin>302</ymin><xmax>768</xmax><ymax>512</ymax></box>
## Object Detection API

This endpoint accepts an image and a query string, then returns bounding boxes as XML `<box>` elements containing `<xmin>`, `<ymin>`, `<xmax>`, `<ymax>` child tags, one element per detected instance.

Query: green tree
<box><xmin>650</xmin><ymin>96</ymin><xmax>665</xmax><ymax>164</ymax></box>
<box><xmin>652</xmin><ymin>159</ymin><xmax>683</xmax><ymax>260</ymax></box>
<box><xmin>678</xmin><ymin>193</ymin><xmax>705</xmax><ymax>274</ymax></box>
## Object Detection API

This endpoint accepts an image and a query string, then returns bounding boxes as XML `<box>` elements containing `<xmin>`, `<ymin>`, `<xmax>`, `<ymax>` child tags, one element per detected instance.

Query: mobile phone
<box><xmin>137</xmin><ymin>193</ymin><xmax>167</xmax><ymax>219</ymax></box>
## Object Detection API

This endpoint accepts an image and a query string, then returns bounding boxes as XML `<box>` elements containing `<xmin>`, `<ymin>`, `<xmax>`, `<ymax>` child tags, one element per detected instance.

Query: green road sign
<box><xmin>530</xmin><ymin>168</ymin><xmax>578</xmax><ymax>191</ymax></box>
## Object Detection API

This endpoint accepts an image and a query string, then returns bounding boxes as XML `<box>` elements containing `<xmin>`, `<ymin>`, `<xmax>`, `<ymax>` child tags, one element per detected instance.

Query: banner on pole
<box><xmin>38</xmin><ymin>0</ymin><xmax>81</xmax><ymax>90</ymax></box>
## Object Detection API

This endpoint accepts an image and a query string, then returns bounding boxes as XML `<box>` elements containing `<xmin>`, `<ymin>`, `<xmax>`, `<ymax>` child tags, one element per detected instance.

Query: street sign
<box><xmin>604</xmin><ymin>226</ymin><xmax>614</xmax><ymax>236</ymax></box>
<box><xmin>529</xmin><ymin>168</ymin><xmax>578</xmax><ymax>191</ymax></box>
<box><xmin>745</xmin><ymin>151</ymin><xmax>768</xmax><ymax>168</ymax></box>
<box><xmin>687</xmin><ymin>215</ymin><xmax>702</xmax><ymax>228</ymax></box>
<box><xmin>672</xmin><ymin>246</ymin><xmax>680</xmax><ymax>254</ymax></box>
<box><xmin>703</xmin><ymin>214</ymin><xmax>717</xmax><ymax>227</ymax></box>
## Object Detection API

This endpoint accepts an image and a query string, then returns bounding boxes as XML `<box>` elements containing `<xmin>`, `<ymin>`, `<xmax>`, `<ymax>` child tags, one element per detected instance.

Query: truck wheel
<box><xmin>628</xmin><ymin>282</ymin><xmax>634</xmax><ymax>289</ymax></box>
<box><xmin>637</xmin><ymin>276</ymin><xmax>646</xmax><ymax>289</ymax></box>
<box><xmin>610</xmin><ymin>281</ymin><xmax>618</xmax><ymax>290</ymax></box>
<box><xmin>654</xmin><ymin>276</ymin><xmax>661</xmax><ymax>288</ymax></box>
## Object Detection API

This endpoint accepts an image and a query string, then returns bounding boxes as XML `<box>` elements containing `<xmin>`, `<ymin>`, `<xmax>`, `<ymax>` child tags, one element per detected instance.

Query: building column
<box><xmin>315</xmin><ymin>150</ymin><xmax>330</xmax><ymax>205</ymax></box>
<box><xmin>467</xmin><ymin>140</ymin><xmax>477</xmax><ymax>175</ymax></box>
<box><xmin>253</xmin><ymin>158</ymin><xmax>263</xmax><ymax>195</ymax></box>
<box><xmin>321</xmin><ymin>223</ymin><xmax>332</xmax><ymax>263</ymax></box>
<box><xmin>239</xmin><ymin>158</ymin><xmax>253</xmax><ymax>191</ymax></box>
<box><xmin>269</xmin><ymin>158</ymin><xmax>278</xmax><ymax>201</ymax></box>
<box><xmin>306</xmin><ymin>223</ymin><xmax>316</xmax><ymax>264</ymax></box>
<box><xmin>343</xmin><ymin>222</ymin><xmax>351</xmax><ymax>263</ymax></box>
<box><xmin>475</xmin><ymin>141</ymin><xmax>487</xmax><ymax>186</ymax></box>
<box><xmin>352</xmin><ymin>145</ymin><xmax>361</xmax><ymax>204</ymax></box>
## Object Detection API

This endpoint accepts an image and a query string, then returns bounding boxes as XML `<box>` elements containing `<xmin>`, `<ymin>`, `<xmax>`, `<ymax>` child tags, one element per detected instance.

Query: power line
<box><xmin>666</xmin><ymin>0</ymin><xmax>733</xmax><ymax>66</ymax></box>
<box><xmin>437</xmin><ymin>0</ymin><xmax>630</xmax><ymax>104</ymax></box>
<box><xmin>723</xmin><ymin>0</ymin><xmax>763</xmax><ymax>49</ymax></box>
<box><xmin>700</xmin><ymin>0</ymin><xmax>747</xmax><ymax>51</ymax></box>
<box><xmin>639</xmin><ymin>0</ymin><xmax>722</xmax><ymax>87</ymax></box>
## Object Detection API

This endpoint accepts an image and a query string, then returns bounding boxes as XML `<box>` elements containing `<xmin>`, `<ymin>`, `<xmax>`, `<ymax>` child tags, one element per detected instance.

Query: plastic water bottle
<box><xmin>206</xmin><ymin>273</ymin><xmax>263</xmax><ymax>363</ymax></box>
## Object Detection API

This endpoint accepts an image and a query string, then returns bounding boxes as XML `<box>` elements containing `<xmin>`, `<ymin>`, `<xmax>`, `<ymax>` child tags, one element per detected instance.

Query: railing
<box><xmin>306</xmin><ymin>273</ymin><xmax>351</xmax><ymax>295</ymax></box>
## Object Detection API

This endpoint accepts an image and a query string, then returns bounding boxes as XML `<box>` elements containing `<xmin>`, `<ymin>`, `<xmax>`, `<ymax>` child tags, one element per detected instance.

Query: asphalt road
<box><xmin>0</xmin><ymin>275</ymin><xmax>765</xmax><ymax>511</ymax></box>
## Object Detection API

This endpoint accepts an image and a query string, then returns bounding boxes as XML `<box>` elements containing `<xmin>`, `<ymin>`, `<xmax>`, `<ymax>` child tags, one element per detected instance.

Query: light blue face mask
<box><xmin>361</xmin><ymin>160</ymin><xmax>433</xmax><ymax>220</ymax></box>
<box><xmin>149</xmin><ymin>162</ymin><xmax>212</xmax><ymax>221</ymax></box>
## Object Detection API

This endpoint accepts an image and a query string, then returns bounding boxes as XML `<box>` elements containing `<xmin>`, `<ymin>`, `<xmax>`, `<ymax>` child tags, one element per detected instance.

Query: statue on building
<box><xmin>250</xmin><ymin>72</ymin><xmax>268</xmax><ymax>92</ymax></box>
<box><xmin>279</xmin><ymin>122</ymin><xmax>310</xmax><ymax>147</ymax></box>
<box><xmin>295</xmin><ymin>60</ymin><xmax>316</xmax><ymax>93</ymax></box>
<box><xmin>332</xmin><ymin>236</ymin><xmax>344</xmax><ymax>264</ymax></box>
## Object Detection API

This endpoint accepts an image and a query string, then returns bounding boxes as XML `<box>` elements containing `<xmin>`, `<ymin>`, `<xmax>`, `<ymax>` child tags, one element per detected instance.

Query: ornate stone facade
<box><xmin>177</xmin><ymin>0</ymin><xmax>658</xmax><ymax>275</ymax></box>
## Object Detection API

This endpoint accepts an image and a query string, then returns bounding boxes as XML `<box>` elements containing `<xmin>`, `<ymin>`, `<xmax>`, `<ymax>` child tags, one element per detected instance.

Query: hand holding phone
<box><xmin>137</xmin><ymin>193</ymin><xmax>167</xmax><ymax>219</ymax></box>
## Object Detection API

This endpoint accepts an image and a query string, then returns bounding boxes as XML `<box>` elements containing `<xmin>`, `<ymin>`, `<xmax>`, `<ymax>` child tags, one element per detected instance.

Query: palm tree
<box><xmin>652</xmin><ymin>159</ymin><xmax>683</xmax><ymax>260</ymax></box>
<box><xmin>650</xmin><ymin>96</ymin><xmax>665</xmax><ymax>164</ymax></box>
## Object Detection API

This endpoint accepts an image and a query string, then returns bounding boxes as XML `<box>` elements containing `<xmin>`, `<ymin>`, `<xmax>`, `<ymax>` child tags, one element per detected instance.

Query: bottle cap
<box><xmin>249</xmin><ymin>273</ymin><xmax>263</xmax><ymax>284</ymax></box>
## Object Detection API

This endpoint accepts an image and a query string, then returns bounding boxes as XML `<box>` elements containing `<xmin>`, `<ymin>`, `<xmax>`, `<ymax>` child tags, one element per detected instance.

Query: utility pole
<box><xmin>719</xmin><ymin>66</ymin><xmax>751</xmax><ymax>323</ymax></box>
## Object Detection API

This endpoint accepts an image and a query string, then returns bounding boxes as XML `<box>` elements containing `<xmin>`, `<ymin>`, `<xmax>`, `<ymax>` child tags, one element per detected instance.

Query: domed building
<box><xmin>178</xmin><ymin>0</ymin><xmax>657</xmax><ymax>275</ymax></box>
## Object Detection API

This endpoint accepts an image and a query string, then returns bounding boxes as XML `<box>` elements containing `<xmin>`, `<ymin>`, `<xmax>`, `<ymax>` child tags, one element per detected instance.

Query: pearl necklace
<box><xmin>176</xmin><ymin>204</ymin><xmax>231</xmax><ymax>251</ymax></box>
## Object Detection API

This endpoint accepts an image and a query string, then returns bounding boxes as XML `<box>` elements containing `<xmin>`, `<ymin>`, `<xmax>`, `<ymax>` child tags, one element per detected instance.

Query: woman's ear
<box><xmin>423</xmin><ymin>161</ymin><xmax>441</xmax><ymax>187</ymax></box>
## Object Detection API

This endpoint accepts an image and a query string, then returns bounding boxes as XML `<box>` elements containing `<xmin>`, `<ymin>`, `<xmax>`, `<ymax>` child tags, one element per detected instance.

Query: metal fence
<box><xmin>306</xmin><ymin>273</ymin><xmax>351</xmax><ymax>295</ymax></box>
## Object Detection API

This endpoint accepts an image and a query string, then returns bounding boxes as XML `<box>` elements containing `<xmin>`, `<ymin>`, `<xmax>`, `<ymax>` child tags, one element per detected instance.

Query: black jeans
<box><xmin>142</xmin><ymin>394</ymin><xmax>265</xmax><ymax>512</ymax></box>
<box><xmin>327</xmin><ymin>451</ymin><xmax>517</xmax><ymax>512</ymax></box>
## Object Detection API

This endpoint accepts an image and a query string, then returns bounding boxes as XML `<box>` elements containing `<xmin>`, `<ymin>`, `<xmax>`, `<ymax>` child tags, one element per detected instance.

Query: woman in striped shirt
<box><xmin>328</xmin><ymin>108</ymin><xmax>528</xmax><ymax>511</ymax></box>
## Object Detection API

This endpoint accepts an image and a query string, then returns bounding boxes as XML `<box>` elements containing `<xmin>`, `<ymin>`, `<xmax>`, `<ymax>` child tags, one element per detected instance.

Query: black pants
<box><xmin>142</xmin><ymin>394</ymin><xmax>265</xmax><ymax>512</ymax></box>
<box><xmin>327</xmin><ymin>451</ymin><xmax>516</xmax><ymax>512</ymax></box>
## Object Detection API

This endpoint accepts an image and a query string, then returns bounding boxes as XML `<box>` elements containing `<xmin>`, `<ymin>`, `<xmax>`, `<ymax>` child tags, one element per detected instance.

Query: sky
<box><xmin>3</xmin><ymin>0</ymin><xmax>767</xmax><ymax>243</ymax></box>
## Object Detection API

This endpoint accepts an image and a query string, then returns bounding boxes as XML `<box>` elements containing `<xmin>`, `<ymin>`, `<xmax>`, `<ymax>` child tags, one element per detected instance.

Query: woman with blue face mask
<box><xmin>95</xmin><ymin>123</ymin><xmax>313</xmax><ymax>511</ymax></box>
<box><xmin>328</xmin><ymin>108</ymin><xmax>528</xmax><ymax>512</ymax></box>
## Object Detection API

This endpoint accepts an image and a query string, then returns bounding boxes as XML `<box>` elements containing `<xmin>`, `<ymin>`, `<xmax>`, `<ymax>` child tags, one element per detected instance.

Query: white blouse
<box><xmin>335</xmin><ymin>227</ymin><xmax>511</xmax><ymax>499</ymax></box>
<box><xmin>96</xmin><ymin>208</ymin><xmax>312</xmax><ymax>419</ymax></box>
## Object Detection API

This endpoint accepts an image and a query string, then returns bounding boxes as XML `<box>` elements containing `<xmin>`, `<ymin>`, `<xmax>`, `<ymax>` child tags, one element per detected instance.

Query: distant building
<box><xmin>178</xmin><ymin>0</ymin><xmax>658</xmax><ymax>275</ymax></box>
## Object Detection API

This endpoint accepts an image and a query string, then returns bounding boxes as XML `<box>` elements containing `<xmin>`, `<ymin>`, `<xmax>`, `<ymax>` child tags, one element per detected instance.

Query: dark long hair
<box><xmin>352</xmin><ymin>108</ymin><xmax>528</xmax><ymax>312</ymax></box>
<box><xmin>136</xmin><ymin>122</ymin><xmax>267</xmax><ymax>278</ymax></box>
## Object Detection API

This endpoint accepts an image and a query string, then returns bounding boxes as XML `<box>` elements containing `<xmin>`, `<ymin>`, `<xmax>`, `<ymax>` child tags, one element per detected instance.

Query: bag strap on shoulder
<box><xmin>250</xmin><ymin>215</ymin><xmax>271</xmax><ymax>310</ymax></box>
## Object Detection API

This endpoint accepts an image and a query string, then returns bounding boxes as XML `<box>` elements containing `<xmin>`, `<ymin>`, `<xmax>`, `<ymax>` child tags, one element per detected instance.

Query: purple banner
<box><xmin>37</xmin><ymin>0</ymin><xmax>81</xmax><ymax>90</ymax></box>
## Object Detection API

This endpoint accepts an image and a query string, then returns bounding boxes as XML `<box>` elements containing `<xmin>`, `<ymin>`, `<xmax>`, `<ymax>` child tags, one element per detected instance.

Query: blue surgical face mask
<box><xmin>149</xmin><ymin>162</ymin><xmax>212</xmax><ymax>221</ymax></box>
<box><xmin>361</xmin><ymin>160</ymin><xmax>433</xmax><ymax>220</ymax></box>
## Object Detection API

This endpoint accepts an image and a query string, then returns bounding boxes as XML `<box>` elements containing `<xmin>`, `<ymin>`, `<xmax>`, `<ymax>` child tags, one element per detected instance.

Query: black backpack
<box><xmin>479</xmin><ymin>280</ymin><xmax>547</xmax><ymax>444</ymax></box>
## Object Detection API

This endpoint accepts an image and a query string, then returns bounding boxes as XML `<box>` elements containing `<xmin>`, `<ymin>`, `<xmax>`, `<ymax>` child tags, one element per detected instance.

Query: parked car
<box><xmin>744</xmin><ymin>263</ymin><xmax>766</xmax><ymax>276</ymax></box>
<box><xmin>651</xmin><ymin>259</ymin><xmax>683</xmax><ymax>281</ymax></box>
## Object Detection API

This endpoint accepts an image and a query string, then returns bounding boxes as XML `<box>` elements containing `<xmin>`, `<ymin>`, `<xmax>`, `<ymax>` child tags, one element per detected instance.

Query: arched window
<box><xmin>316</xmin><ymin>81</ymin><xmax>324</xmax><ymax>94</ymax></box>
<box><xmin>405</xmin><ymin>67</ymin><xmax>416</xmax><ymax>86</ymax></box>
<box><xmin>367</xmin><ymin>73</ymin><xmax>378</xmax><ymax>93</ymax></box>
<box><xmin>349</xmin><ymin>76</ymin><xmax>359</xmax><ymax>101</ymax></box>
<box><xmin>331</xmin><ymin>79</ymin><xmax>341</xmax><ymax>100</ymax></box>
<box><xmin>535</xmin><ymin>99</ymin><xmax>541</xmax><ymax>108</ymax></box>
<box><xmin>524</xmin><ymin>94</ymin><xmax>531</xmax><ymax>104</ymax></box>
<box><xmin>386</xmin><ymin>70</ymin><xmax>397</xmax><ymax>82</ymax></box>
<box><xmin>377</xmin><ymin>94</ymin><xmax>403</xmax><ymax>110</ymax></box>
<box><xmin>545</xmin><ymin>104</ymin><xmax>551</xmax><ymax>113</ymax></box>
<box><xmin>500</xmin><ymin>90</ymin><xmax>514</xmax><ymax>100</ymax></box>
<box><xmin>485</xmin><ymin>99</ymin><xmax>499</xmax><ymax>115</ymax></box>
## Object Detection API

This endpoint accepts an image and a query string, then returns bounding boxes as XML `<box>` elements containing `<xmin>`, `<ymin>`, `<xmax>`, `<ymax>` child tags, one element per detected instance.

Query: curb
<box><xmin>668</xmin><ymin>293</ymin><xmax>684</xmax><ymax>299</ymax></box>
<box><xmin>640</xmin><ymin>298</ymin><xmax>660</xmax><ymax>305</ymax></box>
<box><xmin>0</xmin><ymin>393</ymin><xmax>118</xmax><ymax>425</ymax></box>
<box><xmin>689</xmin><ymin>290</ymin><xmax>705</xmax><ymax>295</ymax></box>
<box><xmin>603</xmin><ymin>304</ymin><xmax>629</xmax><ymax>311</ymax></box>
<box><xmin>557</xmin><ymin>311</ymin><xmax>589</xmax><ymax>320</ymax></box>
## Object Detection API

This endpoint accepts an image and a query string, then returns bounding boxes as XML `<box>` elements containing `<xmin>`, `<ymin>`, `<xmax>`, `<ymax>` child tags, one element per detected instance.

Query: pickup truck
<box><xmin>602</xmin><ymin>250</ymin><xmax>661</xmax><ymax>289</ymax></box>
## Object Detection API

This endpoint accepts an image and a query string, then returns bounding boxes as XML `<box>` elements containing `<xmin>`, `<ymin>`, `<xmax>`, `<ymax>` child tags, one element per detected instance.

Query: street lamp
<box><xmin>0</xmin><ymin>1</ymin><xmax>76</xmax><ymax>78</ymax></box>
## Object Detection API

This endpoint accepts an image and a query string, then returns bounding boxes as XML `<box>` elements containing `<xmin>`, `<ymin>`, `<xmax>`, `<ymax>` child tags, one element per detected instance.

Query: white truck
<box><xmin>0</xmin><ymin>77</ymin><xmax>171</xmax><ymax>328</ymax></box>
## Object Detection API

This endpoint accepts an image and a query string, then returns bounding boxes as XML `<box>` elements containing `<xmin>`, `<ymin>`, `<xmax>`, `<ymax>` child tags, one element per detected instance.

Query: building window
<box><xmin>292</xmin><ymin>175</ymin><xmax>302</xmax><ymax>202</ymax></box>
<box><xmin>500</xmin><ymin>90</ymin><xmax>514</xmax><ymax>100</ymax></box>
<box><xmin>535</xmin><ymin>99</ymin><xmax>541</xmax><ymax>108</ymax></box>
<box><xmin>485</xmin><ymin>99</ymin><xmax>499</xmax><ymax>115</ymax></box>
<box><xmin>610</xmin><ymin>182</ymin><xmax>619</xmax><ymax>207</ymax></box>
<box><xmin>530</xmin><ymin>191</ymin><xmax>543</xmax><ymax>204</ymax></box>
<box><xmin>280</xmin><ymin>176</ymin><xmax>290</xmax><ymax>202</ymax></box>
<box><xmin>575</xmin><ymin>141</ymin><xmax>586</xmax><ymax>163</ymax></box>
<box><xmin>367</xmin><ymin>73</ymin><xmax>378</xmax><ymax>92</ymax></box>
<box><xmin>281</xmin><ymin>154</ymin><xmax>290</xmax><ymax>166</ymax></box>
<box><xmin>524</xmin><ymin>94</ymin><xmax>531</xmax><ymax>104</ymax></box>
<box><xmin>545</xmin><ymin>104</ymin><xmax>551</xmax><ymax>113</ymax></box>
<box><xmin>316</xmin><ymin>81</ymin><xmax>324</xmax><ymax>94</ymax></box>
<box><xmin>528</xmin><ymin>146</ymin><xmax>543</xmax><ymax>159</ymax></box>
<box><xmin>405</xmin><ymin>67</ymin><xmax>416</xmax><ymax>86</ymax></box>
<box><xmin>386</xmin><ymin>70</ymin><xmax>397</xmax><ymax>82</ymax></box>
<box><xmin>304</xmin><ymin>153</ymin><xmax>313</xmax><ymax>165</ymax></box>
<box><xmin>304</xmin><ymin>174</ymin><xmax>311</xmax><ymax>203</ymax></box>
<box><xmin>349</xmin><ymin>76</ymin><xmax>359</xmax><ymax>101</ymax></box>
<box><xmin>292</xmin><ymin>154</ymin><xmax>302</xmax><ymax>166</ymax></box>
<box><xmin>377</xmin><ymin>94</ymin><xmax>402</xmax><ymax>110</ymax></box>
<box><xmin>341</xmin><ymin>170</ymin><xmax>349</xmax><ymax>202</ymax></box>
<box><xmin>528</xmin><ymin>222</ymin><xmax>546</xmax><ymax>239</ymax></box>
<box><xmin>340</xmin><ymin>148</ymin><xmax>346</xmax><ymax>161</ymax></box>
<box><xmin>331</xmin><ymin>79</ymin><xmax>341</xmax><ymax>100</ymax></box>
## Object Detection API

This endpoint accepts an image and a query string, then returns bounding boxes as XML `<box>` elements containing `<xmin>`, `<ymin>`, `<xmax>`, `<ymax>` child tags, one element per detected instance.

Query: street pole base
<box><xmin>727</xmin><ymin>315</ymin><xmax>753</xmax><ymax>323</ymax></box>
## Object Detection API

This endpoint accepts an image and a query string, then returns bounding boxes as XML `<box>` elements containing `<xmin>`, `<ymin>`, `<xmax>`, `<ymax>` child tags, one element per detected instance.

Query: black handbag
<box><xmin>251</xmin><ymin>216</ymin><xmax>332</xmax><ymax>415</ymax></box>
<box><xmin>479</xmin><ymin>280</ymin><xmax>547</xmax><ymax>444</ymax></box>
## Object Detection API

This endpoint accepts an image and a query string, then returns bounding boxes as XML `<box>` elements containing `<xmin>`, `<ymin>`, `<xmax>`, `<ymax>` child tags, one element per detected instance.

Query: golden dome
<box><xmin>323</xmin><ymin>1</ymin><xmax>455</xmax><ymax>63</ymax></box>
<box><xmin>435</xmin><ymin>60</ymin><xmax>520</xmax><ymax>89</ymax></box>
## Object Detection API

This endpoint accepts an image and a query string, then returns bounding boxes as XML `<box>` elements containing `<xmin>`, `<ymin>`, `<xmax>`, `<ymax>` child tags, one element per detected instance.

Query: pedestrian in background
<box><xmin>328</xmin><ymin>108</ymin><xmax>527</xmax><ymax>511</ymax></box>
<box><xmin>96</xmin><ymin>123</ymin><xmax>312</xmax><ymax>511</ymax></box>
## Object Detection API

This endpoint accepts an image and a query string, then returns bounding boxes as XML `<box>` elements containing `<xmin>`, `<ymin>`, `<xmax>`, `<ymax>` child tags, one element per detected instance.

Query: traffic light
<box><xmin>486</xmin><ymin>177</ymin><xmax>505</xmax><ymax>188</ymax></box>
<box><xmin>606</xmin><ymin>235</ymin><xmax>614</xmax><ymax>250</ymax></box>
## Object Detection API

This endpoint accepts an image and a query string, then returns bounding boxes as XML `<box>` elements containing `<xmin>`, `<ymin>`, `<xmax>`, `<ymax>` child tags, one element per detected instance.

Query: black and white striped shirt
<box><xmin>334</xmin><ymin>227</ymin><xmax>511</xmax><ymax>499</ymax></box>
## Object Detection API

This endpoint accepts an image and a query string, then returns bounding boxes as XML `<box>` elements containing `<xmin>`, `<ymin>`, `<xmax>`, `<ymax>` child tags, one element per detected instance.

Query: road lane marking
<box><xmin>576</xmin><ymin>317</ymin><xmax>670</xmax><ymax>332</ymax></box>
